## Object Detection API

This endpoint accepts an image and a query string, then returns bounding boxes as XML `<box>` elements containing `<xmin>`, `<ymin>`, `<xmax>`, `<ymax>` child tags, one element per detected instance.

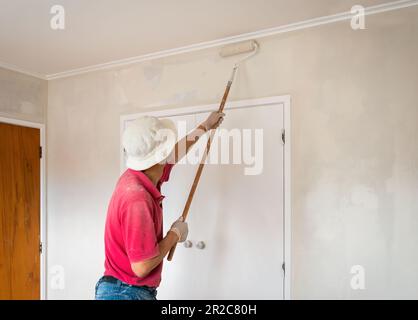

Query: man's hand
<box><xmin>201</xmin><ymin>111</ymin><xmax>225</xmax><ymax>131</ymax></box>
<box><xmin>168</xmin><ymin>111</ymin><xmax>225</xmax><ymax>164</ymax></box>
<box><xmin>169</xmin><ymin>217</ymin><xmax>189</xmax><ymax>242</ymax></box>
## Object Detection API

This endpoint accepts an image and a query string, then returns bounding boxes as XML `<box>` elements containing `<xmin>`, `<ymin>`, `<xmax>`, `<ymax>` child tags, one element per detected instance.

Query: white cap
<box><xmin>122</xmin><ymin>116</ymin><xmax>177</xmax><ymax>171</ymax></box>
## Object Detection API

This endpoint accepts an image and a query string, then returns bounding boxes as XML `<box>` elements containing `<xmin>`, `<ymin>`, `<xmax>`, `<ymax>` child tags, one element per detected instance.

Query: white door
<box><xmin>159</xmin><ymin>102</ymin><xmax>285</xmax><ymax>299</ymax></box>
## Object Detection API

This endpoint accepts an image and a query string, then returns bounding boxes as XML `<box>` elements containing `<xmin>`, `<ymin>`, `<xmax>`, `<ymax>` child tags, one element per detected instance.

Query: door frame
<box><xmin>0</xmin><ymin>116</ymin><xmax>47</xmax><ymax>300</ymax></box>
<box><xmin>120</xmin><ymin>95</ymin><xmax>292</xmax><ymax>299</ymax></box>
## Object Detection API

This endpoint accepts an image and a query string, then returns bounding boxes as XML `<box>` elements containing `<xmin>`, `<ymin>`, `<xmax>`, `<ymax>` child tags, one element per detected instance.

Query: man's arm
<box><xmin>131</xmin><ymin>231</ymin><xmax>178</xmax><ymax>278</ymax></box>
<box><xmin>167</xmin><ymin>111</ymin><xmax>224</xmax><ymax>164</ymax></box>
<box><xmin>131</xmin><ymin>219</ymin><xmax>188</xmax><ymax>278</ymax></box>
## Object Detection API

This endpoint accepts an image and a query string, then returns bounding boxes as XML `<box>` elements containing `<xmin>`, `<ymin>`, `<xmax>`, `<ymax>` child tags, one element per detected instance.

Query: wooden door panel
<box><xmin>0</xmin><ymin>122</ymin><xmax>40</xmax><ymax>300</ymax></box>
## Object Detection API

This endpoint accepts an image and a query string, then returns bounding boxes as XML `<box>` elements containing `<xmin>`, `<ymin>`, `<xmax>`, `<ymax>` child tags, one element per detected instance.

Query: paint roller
<box><xmin>167</xmin><ymin>40</ymin><xmax>259</xmax><ymax>261</ymax></box>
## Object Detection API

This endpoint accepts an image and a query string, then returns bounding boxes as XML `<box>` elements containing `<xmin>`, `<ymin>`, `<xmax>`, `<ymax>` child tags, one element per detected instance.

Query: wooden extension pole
<box><xmin>167</xmin><ymin>76</ymin><xmax>234</xmax><ymax>261</ymax></box>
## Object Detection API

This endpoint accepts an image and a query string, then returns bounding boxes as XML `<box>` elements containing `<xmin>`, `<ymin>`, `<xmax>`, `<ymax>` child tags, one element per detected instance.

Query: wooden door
<box><xmin>0</xmin><ymin>122</ymin><xmax>40</xmax><ymax>300</ymax></box>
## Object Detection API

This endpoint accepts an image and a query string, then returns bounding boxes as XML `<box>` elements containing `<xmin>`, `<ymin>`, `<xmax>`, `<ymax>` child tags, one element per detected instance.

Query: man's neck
<box><xmin>142</xmin><ymin>166</ymin><xmax>162</xmax><ymax>186</ymax></box>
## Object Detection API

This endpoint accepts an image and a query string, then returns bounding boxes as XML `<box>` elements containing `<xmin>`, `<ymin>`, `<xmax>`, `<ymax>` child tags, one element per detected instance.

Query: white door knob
<box><xmin>196</xmin><ymin>241</ymin><xmax>205</xmax><ymax>249</ymax></box>
<box><xmin>183</xmin><ymin>240</ymin><xmax>193</xmax><ymax>248</ymax></box>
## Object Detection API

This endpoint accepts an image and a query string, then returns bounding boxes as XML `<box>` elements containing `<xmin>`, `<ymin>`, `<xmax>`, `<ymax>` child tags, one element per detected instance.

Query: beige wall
<box><xmin>0</xmin><ymin>67</ymin><xmax>47</xmax><ymax>123</ymax></box>
<box><xmin>47</xmin><ymin>7</ymin><xmax>418</xmax><ymax>299</ymax></box>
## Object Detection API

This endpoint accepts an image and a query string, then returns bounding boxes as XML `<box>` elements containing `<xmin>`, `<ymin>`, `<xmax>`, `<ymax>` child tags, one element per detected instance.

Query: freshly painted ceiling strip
<box><xmin>46</xmin><ymin>0</ymin><xmax>418</xmax><ymax>80</ymax></box>
<box><xmin>1</xmin><ymin>0</ymin><xmax>417</xmax><ymax>80</ymax></box>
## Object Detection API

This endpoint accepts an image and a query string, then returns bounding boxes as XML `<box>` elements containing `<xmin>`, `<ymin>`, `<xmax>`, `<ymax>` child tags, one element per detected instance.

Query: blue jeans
<box><xmin>95</xmin><ymin>276</ymin><xmax>157</xmax><ymax>300</ymax></box>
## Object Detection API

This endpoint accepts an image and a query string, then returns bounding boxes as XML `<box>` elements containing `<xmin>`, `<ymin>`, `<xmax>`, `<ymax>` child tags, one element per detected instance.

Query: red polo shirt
<box><xmin>103</xmin><ymin>164</ymin><xmax>173</xmax><ymax>287</ymax></box>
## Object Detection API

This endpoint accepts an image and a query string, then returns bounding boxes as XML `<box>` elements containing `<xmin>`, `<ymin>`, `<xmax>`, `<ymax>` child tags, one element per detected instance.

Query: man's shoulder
<box><xmin>115</xmin><ymin>170</ymin><xmax>152</xmax><ymax>203</ymax></box>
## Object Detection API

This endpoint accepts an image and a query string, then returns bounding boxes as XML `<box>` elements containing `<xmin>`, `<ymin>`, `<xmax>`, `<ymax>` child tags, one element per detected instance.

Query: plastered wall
<box><xmin>47</xmin><ymin>7</ymin><xmax>418</xmax><ymax>299</ymax></box>
<box><xmin>0</xmin><ymin>67</ymin><xmax>47</xmax><ymax>123</ymax></box>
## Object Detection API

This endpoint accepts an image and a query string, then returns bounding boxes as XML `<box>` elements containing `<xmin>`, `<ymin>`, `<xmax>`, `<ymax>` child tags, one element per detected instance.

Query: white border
<box><xmin>120</xmin><ymin>95</ymin><xmax>292</xmax><ymax>299</ymax></box>
<box><xmin>0</xmin><ymin>117</ymin><xmax>47</xmax><ymax>300</ymax></box>
<box><xmin>45</xmin><ymin>0</ymin><xmax>418</xmax><ymax>80</ymax></box>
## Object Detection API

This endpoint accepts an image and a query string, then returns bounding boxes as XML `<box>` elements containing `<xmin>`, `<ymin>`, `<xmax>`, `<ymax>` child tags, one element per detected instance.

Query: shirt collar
<box><xmin>128</xmin><ymin>169</ymin><xmax>165</xmax><ymax>203</ymax></box>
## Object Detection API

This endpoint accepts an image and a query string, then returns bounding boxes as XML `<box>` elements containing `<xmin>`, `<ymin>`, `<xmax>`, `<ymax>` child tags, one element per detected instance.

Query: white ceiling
<box><xmin>0</xmin><ymin>0</ymin><xmax>396</xmax><ymax>78</ymax></box>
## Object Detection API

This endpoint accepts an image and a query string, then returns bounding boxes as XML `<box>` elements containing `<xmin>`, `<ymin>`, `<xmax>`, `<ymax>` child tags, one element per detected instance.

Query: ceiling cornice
<box><xmin>0</xmin><ymin>0</ymin><xmax>416</xmax><ymax>81</ymax></box>
<box><xmin>0</xmin><ymin>61</ymin><xmax>47</xmax><ymax>80</ymax></box>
